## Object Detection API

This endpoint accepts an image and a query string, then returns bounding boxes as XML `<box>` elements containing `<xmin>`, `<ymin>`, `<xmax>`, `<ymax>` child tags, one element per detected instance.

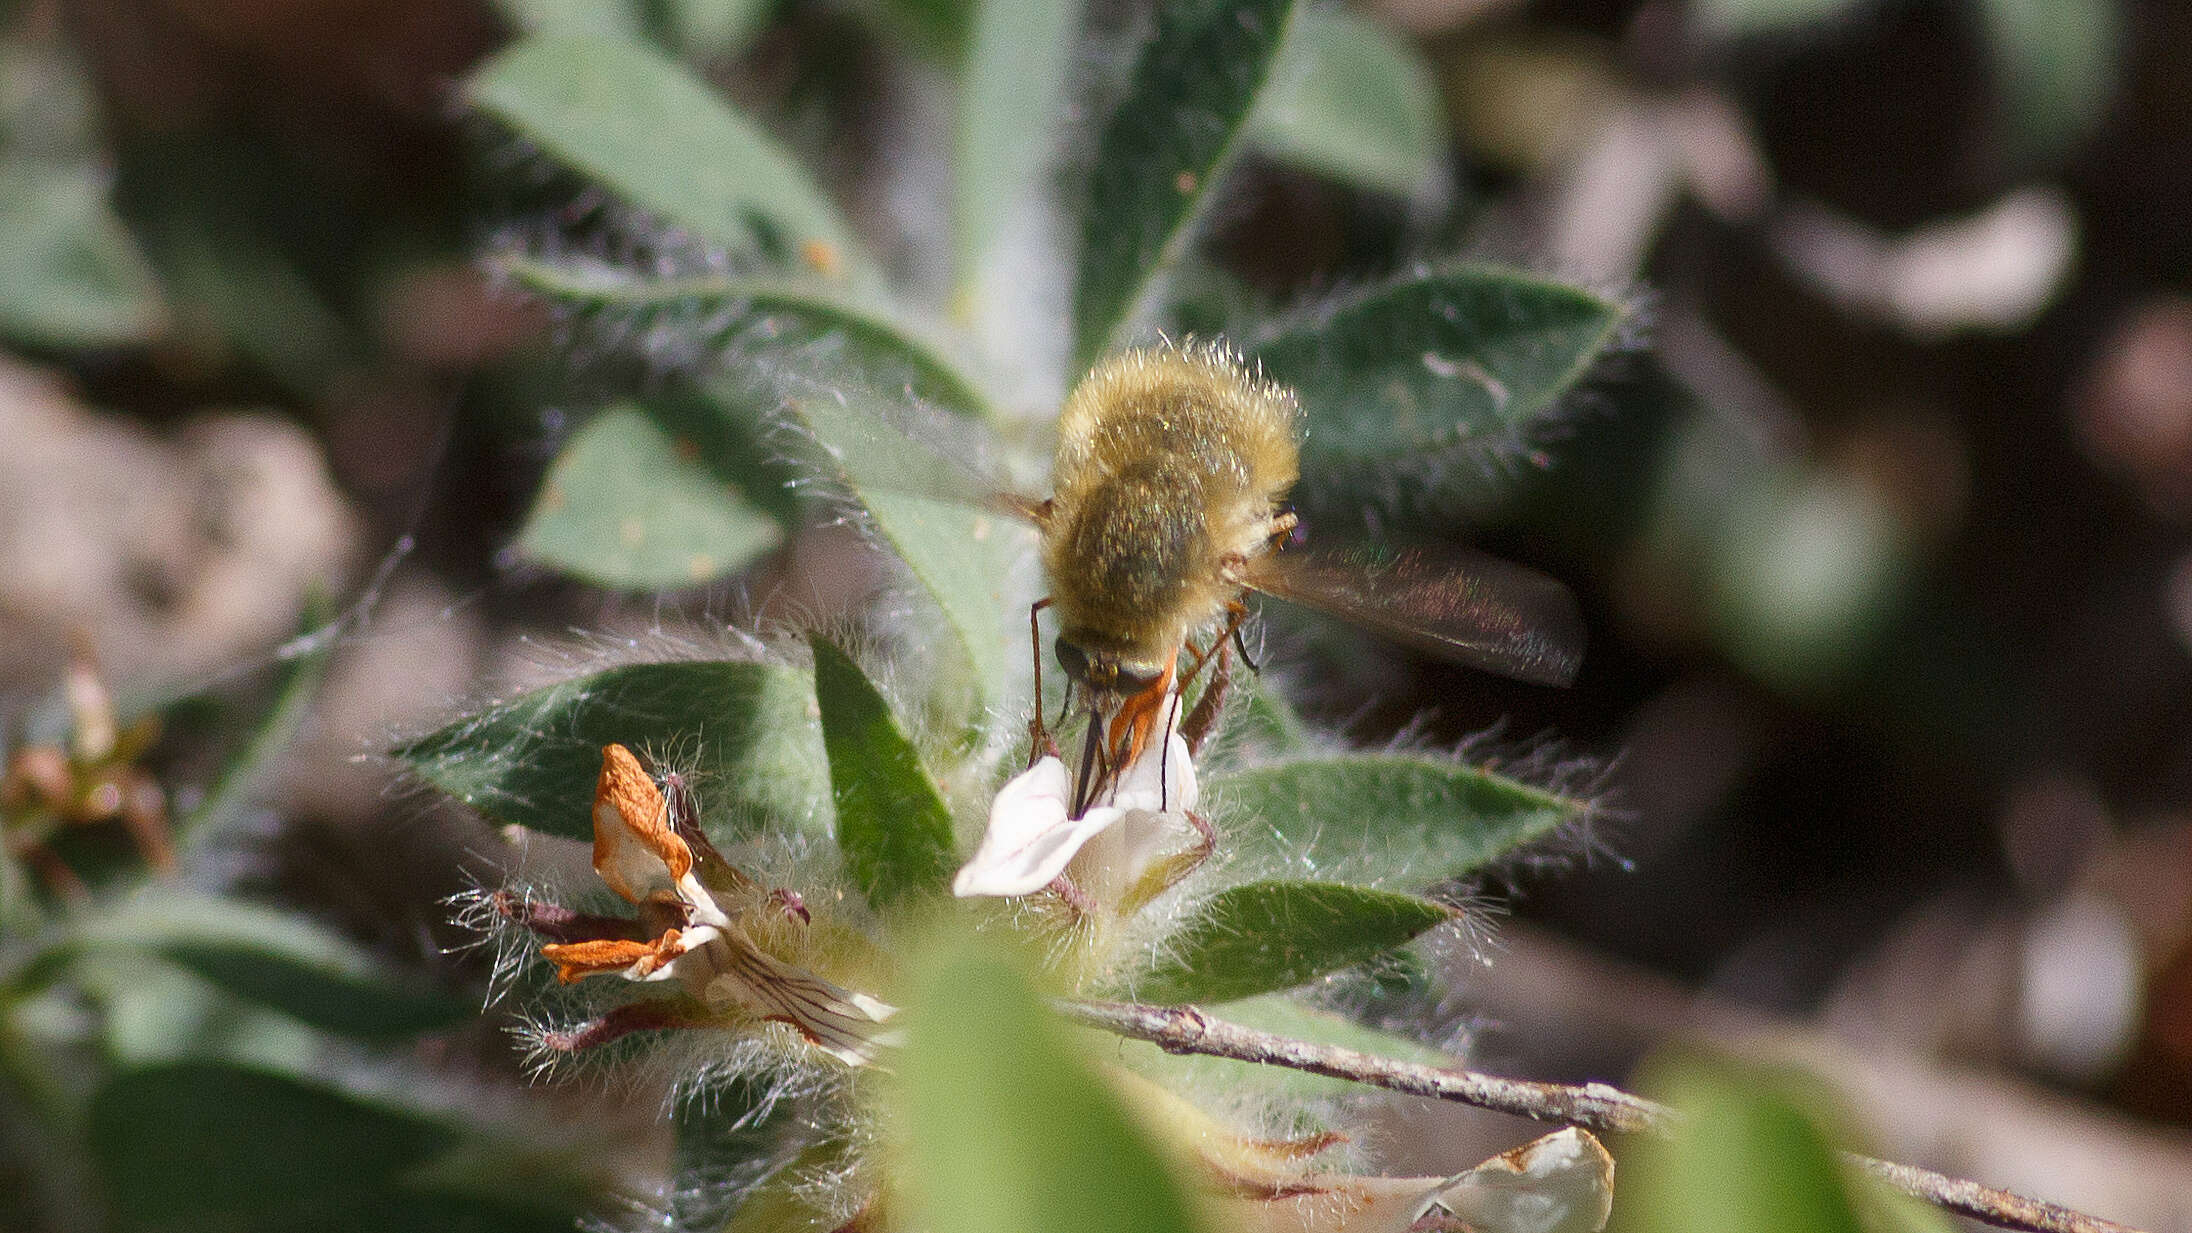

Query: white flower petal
<box><xmin>1424</xmin><ymin>1128</ymin><xmax>1615</xmax><ymax>1233</ymax></box>
<box><xmin>1091</xmin><ymin>693</ymin><xmax>1197</xmax><ymax>815</ymax></box>
<box><xmin>954</xmin><ymin>756</ymin><xmax>1128</xmax><ymax>898</ymax></box>
<box><xmin>672</xmin><ymin>925</ymin><xmax>900</xmax><ymax>1065</ymax></box>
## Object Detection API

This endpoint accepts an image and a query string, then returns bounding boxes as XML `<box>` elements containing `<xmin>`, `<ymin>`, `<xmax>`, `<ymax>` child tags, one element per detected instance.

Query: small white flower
<box><xmin>953</xmin><ymin>692</ymin><xmax>1198</xmax><ymax>900</ymax></box>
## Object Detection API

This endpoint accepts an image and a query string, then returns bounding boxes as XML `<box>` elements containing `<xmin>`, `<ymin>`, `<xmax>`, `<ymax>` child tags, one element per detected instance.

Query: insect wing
<box><xmin>1239</xmin><ymin>543</ymin><xmax>1585</xmax><ymax>686</ymax></box>
<box><xmin>795</xmin><ymin>381</ymin><xmax>1046</xmax><ymax>522</ymax></box>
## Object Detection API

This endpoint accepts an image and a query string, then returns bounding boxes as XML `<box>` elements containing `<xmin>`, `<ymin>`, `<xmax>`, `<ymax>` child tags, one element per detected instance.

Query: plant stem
<box><xmin>1061</xmin><ymin>999</ymin><xmax>2147</xmax><ymax>1233</ymax></box>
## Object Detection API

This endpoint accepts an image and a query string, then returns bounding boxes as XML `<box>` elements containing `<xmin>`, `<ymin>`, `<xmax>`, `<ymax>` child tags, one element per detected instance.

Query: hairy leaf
<box><xmin>1073</xmin><ymin>0</ymin><xmax>1300</xmax><ymax>367</ymax></box>
<box><xmin>1252</xmin><ymin>267</ymin><xmax>1626</xmax><ymax>491</ymax></box>
<box><xmin>512</xmin><ymin>402</ymin><xmax>782</xmax><ymax>589</ymax></box>
<box><xmin>669</xmin><ymin>1076</ymin><xmax>804</xmax><ymax>1232</ymax></box>
<box><xmin>1252</xmin><ymin>6</ymin><xmax>1444</xmax><ymax>196</ymax></box>
<box><xmin>811</xmin><ymin>635</ymin><xmax>958</xmax><ymax>910</ymax></box>
<box><xmin>397</xmin><ymin>660</ymin><xmax>830</xmax><ymax>841</ymax></box>
<box><xmin>500</xmin><ymin>255</ymin><xmax>991</xmax><ymax>418</ymax></box>
<box><xmin>470</xmin><ymin>35</ymin><xmax>868</xmax><ymax>280</ymax></box>
<box><xmin>719</xmin><ymin>1136</ymin><xmax>853</xmax><ymax>1233</ymax></box>
<box><xmin>1133</xmin><ymin>881</ymin><xmax>1454</xmax><ymax>1004</ymax></box>
<box><xmin>899</xmin><ymin>942</ymin><xmax>1200</xmax><ymax>1233</ymax></box>
<box><xmin>1210</xmin><ymin>753</ymin><xmax>1584</xmax><ymax>885</ymax></box>
<box><xmin>784</xmin><ymin>387</ymin><xmax>1030</xmax><ymax>720</ymax></box>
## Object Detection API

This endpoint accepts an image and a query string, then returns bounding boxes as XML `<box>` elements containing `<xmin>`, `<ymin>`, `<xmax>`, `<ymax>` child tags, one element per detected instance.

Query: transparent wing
<box><xmin>1238</xmin><ymin>542</ymin><xmax>1585</xmax><ymax>686</ymax></box>
<box><xmin>784</xmin><ymin>376</ymin><xmax>1049</xmax><ymax>523</ymax></box>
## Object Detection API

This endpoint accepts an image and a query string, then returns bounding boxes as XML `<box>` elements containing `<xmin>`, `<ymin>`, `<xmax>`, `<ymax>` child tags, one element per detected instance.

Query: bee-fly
<box><xmin>1014</xmin><ymin>342</ymin><xmax>1585</xmax><ymax>813</ymax></box>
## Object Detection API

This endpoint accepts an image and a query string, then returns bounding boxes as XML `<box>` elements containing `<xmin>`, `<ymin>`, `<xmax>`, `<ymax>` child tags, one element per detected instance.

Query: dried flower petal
<box><xmin>591</xmin><ymin>743</ymin><xmax>691</xmax><ymax>903</ymax></box>
<box><xmin>540</xmin><ymin>930</ymin><xmax>690</xmax><ymax>983</ymax></box>
<box><xmin>522</xmin><ymin>743</ymin><xmax>897</xmax><ymax>1065</ymax></box>
<box><xmin>1421</xmin><ymin>1128</ymin><xmax>1614</xmax><ymax>1233</ymax></box>
<box><xmin>1140</xmin><ymin>1063</ymin><xmax>1612</xmax><ymax>1233</ymax></box>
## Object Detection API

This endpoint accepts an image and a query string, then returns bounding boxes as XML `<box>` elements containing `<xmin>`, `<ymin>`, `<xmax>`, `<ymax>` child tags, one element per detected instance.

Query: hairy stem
<box><xmin>1062</xmin><ymin>999</ymin><xmax>2146</xmax><ymax>1233</ymax></box>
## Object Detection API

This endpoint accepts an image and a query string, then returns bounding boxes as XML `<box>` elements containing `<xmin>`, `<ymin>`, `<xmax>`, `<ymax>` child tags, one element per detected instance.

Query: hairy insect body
<box><xmin>1042</xmin><ymin>345</ymin><xmax>1301</xmax><ymax>689</ymax></box>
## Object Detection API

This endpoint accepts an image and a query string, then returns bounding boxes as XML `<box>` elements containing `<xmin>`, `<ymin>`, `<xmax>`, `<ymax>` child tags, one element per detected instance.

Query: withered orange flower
<box><xmin>3</xmin><ymin>648</ymin><xmax>171</xmax><ymax>895</ymax></box>
<box><xmin>508</xmin><ymin>744</ymin><xmax>895</xmax><ymax>1066</ymax></box>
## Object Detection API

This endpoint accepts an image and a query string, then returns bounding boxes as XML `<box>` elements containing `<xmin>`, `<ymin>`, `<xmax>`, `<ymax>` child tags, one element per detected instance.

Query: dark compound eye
<box><xmin>1112</xmin><ymin>661</ymin><xmax>1167</xmax><ymax>693</ymax></box>
<box><xmin>1053</xmin><ymin>637</ymin><xmax>1090</xmax><ymax>685</ymax></box>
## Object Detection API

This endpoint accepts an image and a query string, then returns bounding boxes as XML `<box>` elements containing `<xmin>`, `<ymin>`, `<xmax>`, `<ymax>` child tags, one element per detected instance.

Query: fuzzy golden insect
<box><xmin>1016</xmin><ymin>343</ymin><xmax>1585</xmax><ymax>798</ymax></box>
<box><xmin>1038</xmin><ymin>344</ymin><xmax>1303</xmax><ymax>695</ymax></box>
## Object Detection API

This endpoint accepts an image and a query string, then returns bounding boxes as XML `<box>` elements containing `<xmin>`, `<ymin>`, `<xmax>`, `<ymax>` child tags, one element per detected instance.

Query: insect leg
<box><xmin>1070</xmin><ymin>710</ymin><xmax>1105</xmax><ymax>818</ymax></box>
<box><xmin>1182</xmin><ymin>599</ymin><xmax>1260</xmax><ymax>682</ymax></box>
<box><xmin>1178</xmin><ymin>639</ymin><xmax>1231</xmax><ymax>757</ymax></box>
<box><xmin>1230</xmin><ymin>617</ymin><xmax>1263</xmax><ymax>674</ymax></box>
<box><xmin>1027</xmin><ymin>597</ymin><xmax>1059</xmax><ymax>763</ymax></box>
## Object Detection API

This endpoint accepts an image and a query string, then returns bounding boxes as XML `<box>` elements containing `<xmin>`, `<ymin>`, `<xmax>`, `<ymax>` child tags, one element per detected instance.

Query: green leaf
<box><xmin>497</xmin><ymin>256</ymin><xmax>1023</xmax><ymax>715</ymax></box>
<box><xmin>719</xmin><ymin>1136</ymin><xmax>853</xmax><ymax>1233</ymax></box>
<box><xmin>0</xmin><ymin>159</ymin><xmax>164</xmax><ymax>349</ymax></box>
<box><xmin>89</xmin><ymin>1063</ymin><xmax>581</xmax><ymax>1233</ymax></box>
<box><xmin>493</xmin><ymin>0</ymin><xmax>646</xmax><ymax>38</ymax></box>
<box><xmin>1133</xmin><ymin>881</ymin><xmax>1454</xmax><ymax>1004</ymax></box>
<box><xmin>1210</xmin><ymin>753</ymin><xmax>1583</xmax><ymax>885</ymax></box>
<box><xmin>669</xmin><ymin>1076</ymin><xmax>804</xmax><ymax>1231</ymax></box>
<box><xmin>953</xmin><ymin>0</ymin><xmax>1079</xmax><ymax>291</ymax></box>
<box><xmin>470</xmin><ymin>34</ymin><xmax>869</xmax><ymax>281</ymax></box>
<box><xmin>396</xmin><ymin>660</ymin><xmax>830</xmax><ymax>842</ymax></box>
<box><xmin>783</xmin><ymin>384</ymin><xmax>1030</xmax><ymax>720</ymax></box>
<box><xmin>1198</xmin><ymin>670</ymin><xmax>1313</xmax><ymax>771</ymax></box>
<box><xmin>85</xmin><ymin>890</ymin><xmax>465</xmax><ymax>1040</ymax></box>
<box><xmin>1976</xmin><ymin>0</ymin><xmax>2120</xmax><ymax>163</ymax></box>
<box><xmin>863</xmin><ymin>0</ymin><xmax>974</xmax><ymax>61</ymax></box>
<box><xmin>500</xmin><ymin>255</ymin><xmax>992</xmax><ymax>418</ymax></box>
<box><xmin>1691</xmin><ymin>0</ymin><xmax>1866</xmax><ymax>38</ymax></box>
<box><xmin>1703</xmin><ymin>464</ymin><xmax>1910</xmax><ymax>694</ymax></box>
<box><xmin>0</xmin><ymin>843</ymin><xmax>41</xmax><ymax>937</ymax></box>
<box><xmin>513</xmin><ymin>402</ymin><xmax>783</xmax><ymax>589</ymax></box>
<box><xmin>1120</xmin><ymin>992</ymin><xmax>1454</xmax><ymax>1101</ymax></box>
<box><xmin>1252</xmin><ymin>267</ymin><xmax>1627</xmax><ymax>484</ymax></box>
<box><xmin>92</xmin><ymin>1062</ymin><xmax>455</xmax><ymax>1226</ymax></box>
<box><xmin>174</xmin><ymin>597</ymin><xmax>335</xmax><ymax>859</ymax></box>
<box><xmin>811</xmin><ymin>636</ymin><xmax>958</xmax><ymax>910</ymax></box>
<box><xmin>662</xmin><ymin>0</ymin><xmax>771</xmax><ymax>56</ymax></box>
<box><xmin>77</xmin><ymin>949</ymin><xmax>327</xmax><ymax>1074</ymax></box>
<box><xmin>1626</xmin><ymin>1055</ymin><xmax>1869</xmax><ymax>1233</ymax></box>
<box><xmin>1252</xmin><ymin>6</ymin><xmax>1444</xmax><ymax>196</ymax></box>
<box><xmin>1072</xmin><ymin>0</ymin><xmax>1301</xmax><ymax>367</ymax></box>
<box><xmin>899</xmin><ymin>941</ymin><xmax>1200</xmax><ymax>1233</ymax></box>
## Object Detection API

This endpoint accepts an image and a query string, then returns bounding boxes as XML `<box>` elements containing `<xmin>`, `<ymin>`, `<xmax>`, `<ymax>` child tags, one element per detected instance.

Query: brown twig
<box><xmin>1061</xmin><ymin>999</ymin><xmax>2148</xmax><ymax>1233</ymax></box>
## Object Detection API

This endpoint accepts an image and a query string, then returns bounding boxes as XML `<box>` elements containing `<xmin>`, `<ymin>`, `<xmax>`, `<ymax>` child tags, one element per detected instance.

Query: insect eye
<box><xmin>1053</xmin><ymin>638</ymin><xmax>1090</xmax><ymax>685</ymax></box>
<box><xmin>1113</xmin><ymin>662</ymin><xmax>1166</xmax><ymax>693</ymax></box>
